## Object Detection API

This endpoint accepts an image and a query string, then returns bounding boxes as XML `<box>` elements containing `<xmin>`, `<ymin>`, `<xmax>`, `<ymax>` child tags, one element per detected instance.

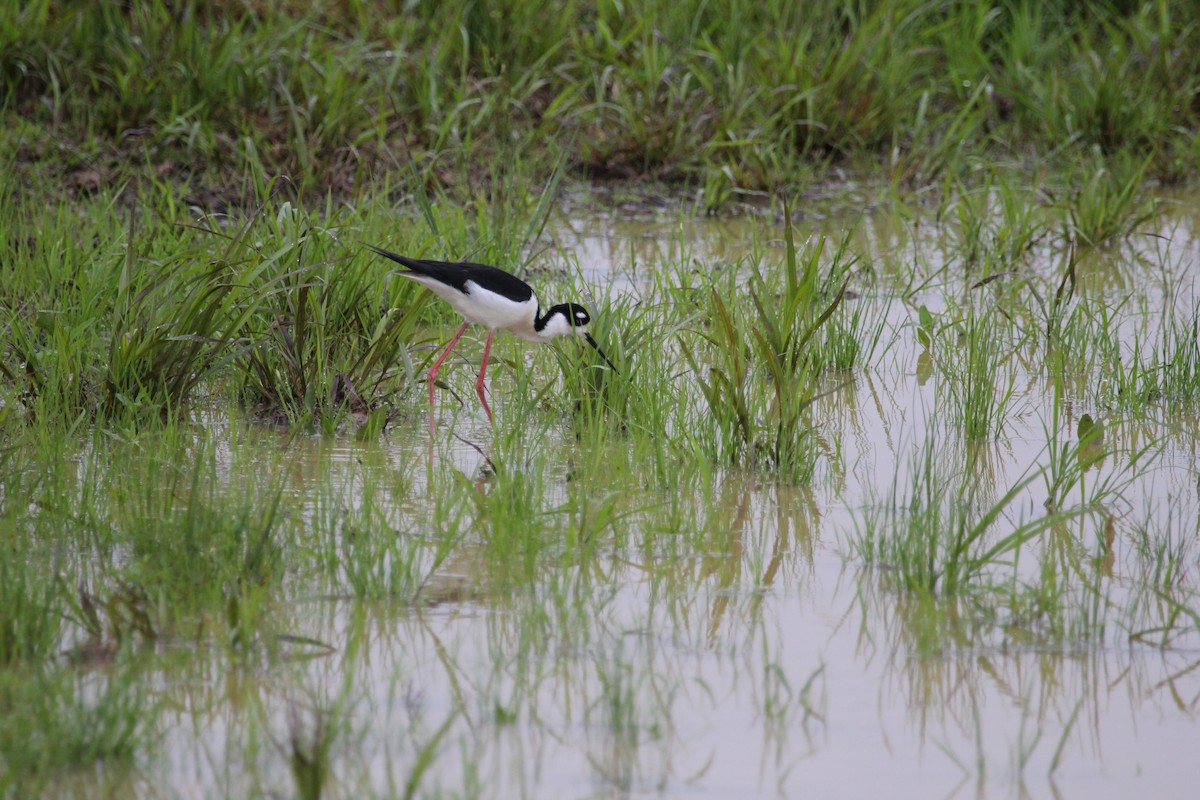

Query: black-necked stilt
<box><xmin>366</xmin><ymin>244</ymin><xmax>617</xmax><ymax>433</ymax></box>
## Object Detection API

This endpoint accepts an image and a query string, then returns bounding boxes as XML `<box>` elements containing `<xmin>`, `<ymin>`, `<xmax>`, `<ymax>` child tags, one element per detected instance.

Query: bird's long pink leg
<box><xmin>428</xmin><ymin>322</ymin><xmax>470</xmax><ymax>436</ymax></box>
<box><xmin>476</xmin><ymin>330</ymin><xmax>494</xmax><ymax>425</ymax></box>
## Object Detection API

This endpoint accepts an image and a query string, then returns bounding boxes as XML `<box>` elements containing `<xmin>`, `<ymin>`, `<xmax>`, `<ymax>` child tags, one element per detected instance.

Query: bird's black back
<box><xmin>365</xmin><ymin>245</ymin><xmax>534</xmax><ymax>304</ymax></box>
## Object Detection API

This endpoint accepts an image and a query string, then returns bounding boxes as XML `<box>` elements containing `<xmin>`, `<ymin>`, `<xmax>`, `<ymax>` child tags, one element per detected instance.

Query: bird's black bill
<box><xmin>584</xmin><ymin>333</ymin><xmax>619</xmax><ymax>374</ymax></box>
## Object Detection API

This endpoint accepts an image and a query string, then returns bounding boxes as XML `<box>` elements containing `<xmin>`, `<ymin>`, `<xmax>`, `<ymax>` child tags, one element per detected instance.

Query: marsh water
<box><xmin>50</xmin><ymin>192</ymin><xmax>1200</xmax><ymax>799</ymax></box>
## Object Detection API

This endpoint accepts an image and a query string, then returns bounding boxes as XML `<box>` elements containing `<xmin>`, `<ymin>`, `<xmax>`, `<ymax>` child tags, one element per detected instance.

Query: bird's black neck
<box><xmin>534</xmin><ymin>303</ymin><xmax>566</xmax><ymax>333</ymax></box>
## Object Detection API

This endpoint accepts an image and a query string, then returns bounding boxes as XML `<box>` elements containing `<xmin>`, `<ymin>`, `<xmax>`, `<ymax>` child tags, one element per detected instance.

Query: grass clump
<box><xmin>680</xmin><ymin>207</ymin><xmax>870</xmax><ymax>479</ymax></box>
<box><xmin>938</xmin><ymin>307</ymin><xmax>1020</xmax><ymax>441</ymax></box>
<box><xmin>856</xmin><ymin>433</ymin><xmax>1041</xmax><ymax>598</ymax></box>
<box><xmin>229</xmin><ymin>204</ymin><xmax>425</xmax><ymax>427</ymax></box>
<box><xmin>103</xmin><ymin>221</ymin><xmax>262</xmax><ymax>420</ymax></box>
<box><xmin>1111</xmin><ymin>311</ymin><xmax>1200</xmax><ymax>411</ymax></box>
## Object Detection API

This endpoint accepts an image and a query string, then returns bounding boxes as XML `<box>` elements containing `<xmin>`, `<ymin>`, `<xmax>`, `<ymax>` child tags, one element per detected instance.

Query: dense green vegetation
<box><xmin>2</xmin><ymin>0</ymin><xmax>1198</xmax><ymax>204</ymax></box>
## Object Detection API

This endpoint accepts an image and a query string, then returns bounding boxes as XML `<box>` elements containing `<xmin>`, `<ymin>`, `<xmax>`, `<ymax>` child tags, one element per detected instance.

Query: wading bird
<box><xmin>366</xmin><ymin>245</ymin><xmax>617</xmax><ymax>433</ymax></box>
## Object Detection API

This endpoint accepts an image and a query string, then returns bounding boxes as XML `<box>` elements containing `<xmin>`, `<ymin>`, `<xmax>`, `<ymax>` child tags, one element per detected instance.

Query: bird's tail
<box><xmin>362</xmin><ymin>243</ymin><xmax>423</xmax><ymax>272</ymax></box>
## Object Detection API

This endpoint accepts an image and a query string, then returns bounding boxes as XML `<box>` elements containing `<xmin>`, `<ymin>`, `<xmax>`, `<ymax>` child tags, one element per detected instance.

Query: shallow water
<box><xmin>141</xmin><ymin>423</ymin><xmax>1200</xmax><ymax>799</ymax></box>
<box><xmin>37</xmin><ymin>193</ymin><xmax>1200</xmax><ymax>798</ymax></box>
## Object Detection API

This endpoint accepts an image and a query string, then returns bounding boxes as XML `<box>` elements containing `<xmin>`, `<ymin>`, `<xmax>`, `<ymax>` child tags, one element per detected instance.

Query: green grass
<box><xmin>3</xmin><ymin>1</ymin><xmax>1200</xmax><ymax>204</ymax></box>
<box><xmin>0</xmin><ymin>667</ymin><xmax>152</xmax><ymax>797</ymax></box>
<box><xmin>942</xmin><ymin>307</ymin><xmax>1020</xmax><ymax>441</ymax></box>
<box><xmin>0</xmin><ymin>555</ymin><xmax>60</xmax><ymax>669</ymax></box>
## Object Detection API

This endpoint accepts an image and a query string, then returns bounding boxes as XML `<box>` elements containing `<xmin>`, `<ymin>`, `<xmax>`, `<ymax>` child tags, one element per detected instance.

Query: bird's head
<box><xmin>543</xmin><ymin>303</ymin><xmax>618</xmax><ymax>372</ymax></box>
<box><xmin>541</xmin><ymin>303</ymin><xmax>592</xmax><ymax>338</ymax></box>
<box><xmin>561</xmin><ymin>303</ymin><xmax>593</xmax><ymax>333</ymax></box>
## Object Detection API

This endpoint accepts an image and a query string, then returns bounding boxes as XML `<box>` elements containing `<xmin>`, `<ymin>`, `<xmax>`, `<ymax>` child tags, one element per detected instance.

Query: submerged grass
<box><xmin>0</xmin><ymin>667</ymin><xmax>152</xmax><ymax>797</ymax></box>
<box><xmin>0</xmin><ymin>557</ymin><xmax>60</xmax><ymax>669</ymax></box>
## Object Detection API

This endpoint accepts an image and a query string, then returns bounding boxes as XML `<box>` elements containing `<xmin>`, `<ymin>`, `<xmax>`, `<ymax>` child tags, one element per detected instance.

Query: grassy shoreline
<box><xmin>3</xmin><ymin>0</ymin><xmax>1198</xmax><ymax>207</ymax></box>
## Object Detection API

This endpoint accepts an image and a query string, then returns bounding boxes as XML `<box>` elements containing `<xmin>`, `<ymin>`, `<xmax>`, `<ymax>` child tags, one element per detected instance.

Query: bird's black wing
<box><xmin>364</xmin><ymin>244</ymin><xmax>533</xmax><ymax>303</ymax></box>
